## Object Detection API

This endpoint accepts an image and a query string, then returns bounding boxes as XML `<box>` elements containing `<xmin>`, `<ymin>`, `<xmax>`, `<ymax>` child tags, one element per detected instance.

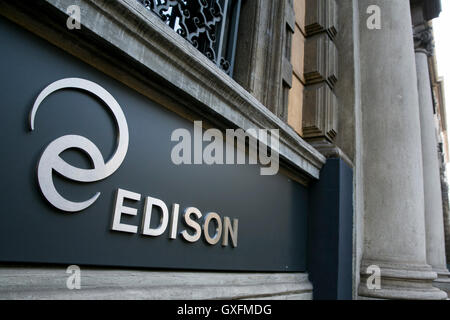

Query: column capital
<box><xmin>414</xmin><ymin>26</ymin><xmax>434</xmax><ymax>56</ymax></box>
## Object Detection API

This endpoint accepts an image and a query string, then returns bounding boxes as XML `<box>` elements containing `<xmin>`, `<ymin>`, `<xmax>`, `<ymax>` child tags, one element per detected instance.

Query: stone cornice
<box><xmin>3</xmin><ymin>0</ymin><xmax>326</xmax><ymax>181</ymax></box>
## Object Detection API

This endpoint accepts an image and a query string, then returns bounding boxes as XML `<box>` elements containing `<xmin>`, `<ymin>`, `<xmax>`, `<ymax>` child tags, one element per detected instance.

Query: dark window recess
<box><xmin>138</xmin><ymin>0</ymin><xmax>241</xmax><ymax>76</ymax></box>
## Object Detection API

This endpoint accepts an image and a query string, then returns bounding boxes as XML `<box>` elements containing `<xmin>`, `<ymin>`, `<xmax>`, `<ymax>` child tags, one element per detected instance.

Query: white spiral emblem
<box><xmin>30</xmin><ymin>78</ymin><xmax>129</xmax><ymax>212</ymax></box>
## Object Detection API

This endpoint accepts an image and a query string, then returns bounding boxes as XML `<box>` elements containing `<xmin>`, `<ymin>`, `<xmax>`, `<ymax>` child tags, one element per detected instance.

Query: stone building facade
<box><xmin>0</xmin><ymin>0</ymin><xmax>449</xmax><ymax>299</ymax></box>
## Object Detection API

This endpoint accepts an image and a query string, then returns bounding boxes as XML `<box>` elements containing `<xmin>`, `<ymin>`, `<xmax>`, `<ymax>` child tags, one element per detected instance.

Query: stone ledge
<box><xmin>0</xmin><ymin>266</ymin><xmax>313</xmax><ymax>300</ymax></box>
<box><xmin>33</xmin><ymin>0</ymin><xmax>326</xmax><ymax>180</ymax></box>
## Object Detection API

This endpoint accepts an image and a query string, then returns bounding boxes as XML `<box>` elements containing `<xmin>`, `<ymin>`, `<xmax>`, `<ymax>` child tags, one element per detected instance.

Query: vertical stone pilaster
<box><xmin>357</xmin><ymin>0</ymin><xmax>447</xmax><ymax>299</ymax></box>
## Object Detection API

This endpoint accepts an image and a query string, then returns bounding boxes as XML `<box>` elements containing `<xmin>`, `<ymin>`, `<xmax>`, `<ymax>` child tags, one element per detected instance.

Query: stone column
<box><xmin>414</xmin><ymin>26</ymin><xmax>450</xmax><ymax>281</ymax></box>
<box><xmin>444</xmin><ymin>177</ymin><xmax>450</xmax><ymax>269</ymax></box>
<box><xmin>357</xmin><ymin>0</ymin><xmax>447</xmax><ymax>299</ymax></box>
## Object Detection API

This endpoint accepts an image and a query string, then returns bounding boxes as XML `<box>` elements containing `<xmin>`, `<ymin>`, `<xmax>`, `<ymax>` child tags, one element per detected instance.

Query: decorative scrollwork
<box><xmin>139</xmin><ymin>0</ymin><xmax>232</xmax><ymax>74</ymax></box>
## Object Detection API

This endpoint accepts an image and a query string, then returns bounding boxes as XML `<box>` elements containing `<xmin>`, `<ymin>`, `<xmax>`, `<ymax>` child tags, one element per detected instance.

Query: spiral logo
<box><xmin>30</xmin><ymin>78</ymin><xmax>129</xmax><ymax>212</ymax></box>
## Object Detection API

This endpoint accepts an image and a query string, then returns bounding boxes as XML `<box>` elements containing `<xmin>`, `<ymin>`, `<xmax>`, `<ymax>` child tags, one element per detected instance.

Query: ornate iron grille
<box><xmin>138</xmin><ymin>0</ymin><xmax>241</xmax><ymax>76</ymax></box>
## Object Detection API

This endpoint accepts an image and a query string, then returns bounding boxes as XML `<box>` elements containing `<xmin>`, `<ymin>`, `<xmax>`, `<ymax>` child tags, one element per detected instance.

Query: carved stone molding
<box><xmin>302</xmin><ymin>83</ymin><xmax>338</xmax><ymax>142</ymax></box>
<box><xmin>414</xmin><ymin>26</ymin><xmax>434</xmax><ymax>56</ymax></box>
<box><xmin>302</xmin><ymin>0</ymin><xmax>338</xmax><ymax>145</ymax></box>
<box><xmin>304</xmin><ymin>33</ymin><xmax>338</xmax><ymax>89</ymax></box>
<box><xmin>304</xmin><ymin>0</ymin><xmax>337</xmax><ymax>39</ymax></box>
<box><xmin>308</xmin><ymin>140</ymin><xmax>353</xmax><ymax>168</ymax></box>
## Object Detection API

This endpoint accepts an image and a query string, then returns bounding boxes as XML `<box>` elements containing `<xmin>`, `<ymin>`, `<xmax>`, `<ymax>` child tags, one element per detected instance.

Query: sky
<box><xmin>433</xmin><ymin>0</ymin><xmax>450</xmax><ymax>161</ymax></box>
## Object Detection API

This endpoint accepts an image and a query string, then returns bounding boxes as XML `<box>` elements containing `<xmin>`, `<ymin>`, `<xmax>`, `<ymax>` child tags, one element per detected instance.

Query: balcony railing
<box><xmin>138</xmin><ymin>0</ymin><xmax>241</xmax><ymax>76</ymax></box>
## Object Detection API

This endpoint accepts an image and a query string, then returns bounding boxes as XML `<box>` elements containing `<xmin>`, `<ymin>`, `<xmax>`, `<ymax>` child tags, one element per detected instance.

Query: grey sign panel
<box><xmin>0</xmin><ymin>16</ymin><xmax>308</xmax><ymax>272</ymax></box>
